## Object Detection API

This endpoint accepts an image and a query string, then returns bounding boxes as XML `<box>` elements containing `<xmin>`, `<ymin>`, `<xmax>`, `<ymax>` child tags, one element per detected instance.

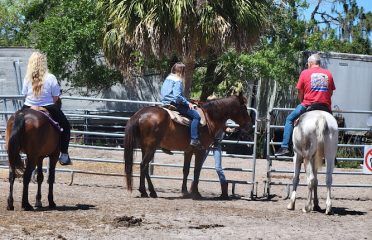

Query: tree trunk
<box><xmin>183</xmin><ymin>58</ymin><xmax>195</xmax><ymax>98</ymax></box>
<box><xmin>200</xmin><ymin>54</ymin><xmax>218</xmax><ymax>101</ymax></box>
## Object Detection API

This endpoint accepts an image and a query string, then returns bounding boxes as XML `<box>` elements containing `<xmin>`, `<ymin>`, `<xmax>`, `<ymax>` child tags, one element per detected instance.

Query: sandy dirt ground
<box><xmin>0</xmin><ymin>148</ymin><xmax>371</xmax><ymax>240</ymax></box>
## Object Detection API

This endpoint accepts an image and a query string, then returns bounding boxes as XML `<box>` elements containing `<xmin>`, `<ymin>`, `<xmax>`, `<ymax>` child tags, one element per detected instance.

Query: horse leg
<box><xmin>190</xmin><ymin>151</ymin><xmax>204</xmax><ymax>200</ymax></box>
<box><xmin>138</xmin><ymin>161</ymin><xmax>149</xmax><ymax>197</ymax></box>
<box><xmin>287</xmin><ymin>152</ymin><xmax>302</xmax><ymax>210</ymax></box>
<box><xmin>325</xmin><ymin>145</ymin><xmax>336</xmax><ymax>215</ymax></box>
<box><xmin>139</xmin><ymin>146</ymin><xmax>157</xmax><ymax>198</ymax></box>
<box><xmin>22</xmin><ymin>160</ymin><xmax>36</xmax><ymax>211</ymax></box>
<box><xmin>303</xmin><ymin>158</ymin><xmax>315</xmax><ymax>213</ymax></box>
<box><xmin>47</xmin><ymin>153</ymin><xmax>58</xmax><ymax>209</ymax></box>
<box><xmin>312</xmin><ymin>168</ymin><xmax>321</xmax><ymax>212</ymax></box>
<box><xmin>35</xmin><ymin>157</ymin><xmax>44</xmax><ymax>208</ymax></box>
<box><xmin>143</xmin><ymin>151</ymin><xmax>157</xmax><ymax>198</ymax></box>
<box><xmin>7</xmin><ymin>167</ymin><xmax>16</xmax><ymax>210</ymax></box>
<box><xmin>181</xmin><ymin>151</ymin><xmax>193</xmax><ymax>197</ymax></box>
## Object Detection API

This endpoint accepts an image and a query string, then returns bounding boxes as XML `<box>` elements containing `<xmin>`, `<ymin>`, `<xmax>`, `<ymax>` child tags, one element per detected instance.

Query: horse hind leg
<box><xmin>325</xmin><ymin>143</ymin><xmax>336</xmax><ymax>215</ymax></box>
<box><xmin>190</xmin><ymin>150</ymin><xmax>205</xmax><ymax>200</ymax></box>
<box><xmin>22</xmin><ymin>158</ymin><xmax>37</xmax><ymax>211</ymax></box>
<box><xmin>145</xmin><ymin>166</ymin><xmax>157</xmax><ymax>198</ymax></box>
<box><xmin>139</xmin><ymin>147</ymin><xmax>157</xmax><ymax>198</ymax></box>
<box><xmin>303</xmin><ymin>158</ymin><xmax>315</xmax><ymax>213</ymax></box>
<box><xmin>143</xmin><ymin>148</ymin><xmax>157</xmax><ymax>198</ymax></box>
<box><xmin>312</xmin><ymin>165</ymin><xmax>321</xmax><ymax>212</ymax></box>
<box><xmin>181</xmin><ymin>151</ymin><xmax>193</xmax><ymax>198</ymax></box>
<box><xmin>47</xmin><ymin>152</ymin><xmax>58</xmax><ymax>209</ymax></box>
<box><xmin>7</xmin><ymin>167</ymin><xmax>16</xmax><ymax>210</ymax></box>
<box><xmin>35</xmin><ymin>157</ymin><xmax>44</xmax><ymax>208</ymax></box>
<box><xmin>287</xmin><ymin>152</ymin><xmax>302</xmax><ymax>210</ymax></box>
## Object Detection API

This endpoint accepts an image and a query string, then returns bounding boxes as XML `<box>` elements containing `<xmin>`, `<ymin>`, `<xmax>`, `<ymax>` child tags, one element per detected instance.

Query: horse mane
<box><xmin>201</xmin><ymin>95</ymin><xmax>239</xmax><ymax>121</ymax></box>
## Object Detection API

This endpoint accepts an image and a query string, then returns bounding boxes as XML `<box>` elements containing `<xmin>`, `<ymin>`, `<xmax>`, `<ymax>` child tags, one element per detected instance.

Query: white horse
<box><xmin>287</xmin><ymin>110</ymin><xmax>338</xmax><ymax>215</ymax></box>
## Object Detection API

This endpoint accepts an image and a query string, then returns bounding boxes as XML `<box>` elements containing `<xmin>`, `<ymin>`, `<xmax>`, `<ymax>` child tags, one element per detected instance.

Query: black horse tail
<box><xmin>8</xmin><ymin>111</ymin><xmax>25</xmax><ymax>174</ymax></box>
<box><xmin>124</xmin><ymin>116</ymin><xmax>139</xmax><ymax>192</ymax></box>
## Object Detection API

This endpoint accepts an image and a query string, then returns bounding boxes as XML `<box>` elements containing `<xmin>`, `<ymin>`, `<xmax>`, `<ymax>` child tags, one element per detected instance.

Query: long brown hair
<box><xmin>170</xmin><ymin>62</ymin><xmax>186</xmax><ymax>80</ymax></box>
<box><xmin>25</xmin><ymin>52</ymin><xmax>48</xmax><ymax>98</ymax></box>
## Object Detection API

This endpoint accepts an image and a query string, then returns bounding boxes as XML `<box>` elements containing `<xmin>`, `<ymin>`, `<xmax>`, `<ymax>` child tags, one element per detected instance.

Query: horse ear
<box><xmin>238</xmin><ymin>91</ymin><xmax>247</xmax><ymax>105</ymax></box>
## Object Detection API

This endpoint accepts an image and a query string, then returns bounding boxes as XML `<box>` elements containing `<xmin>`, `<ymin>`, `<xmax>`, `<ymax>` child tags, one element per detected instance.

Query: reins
<box><xmin>200</xmin><ymin>106</ymin><xmax>214</xmax><ymax>140</ymax></box>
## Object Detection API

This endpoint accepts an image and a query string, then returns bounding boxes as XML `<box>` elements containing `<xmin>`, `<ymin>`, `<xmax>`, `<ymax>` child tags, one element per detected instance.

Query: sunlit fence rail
<box><xmin>0</xmin><ymin>95</ymin><xmax>259</xmax><ymax>198</ymax></box>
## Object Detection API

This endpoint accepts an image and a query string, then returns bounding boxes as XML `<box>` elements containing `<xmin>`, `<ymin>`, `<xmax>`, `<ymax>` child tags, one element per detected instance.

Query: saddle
<box><xmin>294</xmin><ymin>103</ymin><xmax>332</xmax><ymax>127</ymax></box>
<box><xmin>29</xmin><ymin>106</ymin><xmax>63</xmax><ymax>132</ymax></box>
<box><xmin>305</xmin><ymin>103</ymin><xmax>332</xmax><ymax>114</ymax></box>
<box><xmin>162</xmin><ymin>106</ymin><xmax>207</xmax><ymax>127</ymax></box>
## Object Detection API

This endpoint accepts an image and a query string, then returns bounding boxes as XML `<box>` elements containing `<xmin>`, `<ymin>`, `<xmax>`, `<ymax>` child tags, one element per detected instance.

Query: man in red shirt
<box><xmin>276</xmin><ymin>53</ymin><xmax>336</xmax><ymax>156</ymax></box>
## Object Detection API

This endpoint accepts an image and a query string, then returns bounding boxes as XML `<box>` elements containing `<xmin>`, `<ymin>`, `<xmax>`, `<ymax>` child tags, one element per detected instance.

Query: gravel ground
<box><xmin>0</xmin><ymin>149</ymin><xmax>371</xmax><ymax>240</ymax></box>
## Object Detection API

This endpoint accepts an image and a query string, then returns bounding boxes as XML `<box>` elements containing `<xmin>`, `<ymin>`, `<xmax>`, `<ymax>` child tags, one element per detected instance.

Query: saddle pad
<box><xmin>30</xmin><ymin>106</ymin><xmax>63</xmax><ymax>132</ymax></box>
<box><xmin>162</xmin><ymin>107</ymin><xmax>207</xmax><ymax>127</ymax></box>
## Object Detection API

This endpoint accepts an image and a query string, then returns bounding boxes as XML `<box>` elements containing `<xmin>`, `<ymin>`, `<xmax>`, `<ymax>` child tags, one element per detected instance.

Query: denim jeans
<box><xmin>211</xmin><ymin>141</ymin><xmax>227</xmax><ymax>184</ymax></box>
<box><xmin>200</xmin><ymin>131</ymin><xmax>227</xmax><ymax>184</ymax></box>
<box><xmin>281</xmin><ymin>104</ymin><xmax>306</xmax><ymax>148</ymax></box>
<box><xmin>177</xmin><ymin>104</ymin><xmax>201</xmax><ymax>140</ymax></box>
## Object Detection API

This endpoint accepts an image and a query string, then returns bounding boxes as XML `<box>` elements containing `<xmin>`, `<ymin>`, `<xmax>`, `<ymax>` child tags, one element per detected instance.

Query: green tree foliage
<box><xmin>307</xmin><ymin>0</ymin><xmax>371</xmax><ymax>54</ymax></box>
<box><xmin>1</xmin><ymin>0</ymin><xmax>122</xmax><ymax>93</ymax></box>
<box><xmin>27</xmin><ymin>0</ymin><xmax>123</xmax><ymax>92</ymax></box>
<box><xmin>0</xmin><ymin>0</ymin><xmax>31</xmax><ymax>46</ymax></box>
<box><xmin>194</xmin><ymin>0</ymin><xmax>371</xmax><ymax>100</ymax></box>
<box><xmin>98</xmin><ymin>0</ymin><xmax>269</xmax><ymax>97</ymax></box>
<box><xmin>1</xmin><ymin>0</ymin><xmax>370</xmax><ymax>96</ymax></box>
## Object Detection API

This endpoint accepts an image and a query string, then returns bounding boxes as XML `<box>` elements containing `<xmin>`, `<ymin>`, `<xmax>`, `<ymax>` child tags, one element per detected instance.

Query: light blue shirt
<box><xmin>22</xmin><ymin>73</ymin><xmax>61</xmax><ymax>106</ymax></box>
<box><xmin>160</xmin><ymin>74</ymin><xmax>189</xmax><ymax>106</ymax></box>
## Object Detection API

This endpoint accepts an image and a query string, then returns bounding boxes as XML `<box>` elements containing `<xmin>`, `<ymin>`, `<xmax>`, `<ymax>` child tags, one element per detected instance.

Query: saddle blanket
<box><xmin>30</xmin><ymin>106</ymin><xmax>63</xmax><ymax>132</ymax></box>
<box><xmin>162</xmin><ymin>107</ymin><xmax>207</xmax><ymax>127</ymax></box>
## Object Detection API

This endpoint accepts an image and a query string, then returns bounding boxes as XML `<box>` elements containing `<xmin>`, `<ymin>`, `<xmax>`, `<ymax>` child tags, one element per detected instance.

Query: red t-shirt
<box><xmin>296</xmin><ymin>66</ymin><xmax>335</xmax><ymax>110</ymax></box>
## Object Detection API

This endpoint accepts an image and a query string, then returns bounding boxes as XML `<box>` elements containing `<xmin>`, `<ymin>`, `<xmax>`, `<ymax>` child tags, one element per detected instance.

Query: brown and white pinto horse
<box><xmin>5</xmin><ymin>108</ymin><xmax>60</xmax><ymax>210</ymax></box>
<box><xmin>124</xmin><ymin>93</ymin><xmax>252</xmax><ymax>199</ymax></box>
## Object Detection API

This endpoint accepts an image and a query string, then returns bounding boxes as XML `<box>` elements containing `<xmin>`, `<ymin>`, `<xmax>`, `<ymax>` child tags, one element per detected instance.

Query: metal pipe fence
<box><xmin>264</xmin><ymin>107</ymin><xmax>372</xmax><ymax>198</ymax></box>
<box><xmin>0</xmin><ymin>95</ymin><xmax>259</xmax><ymax>199</ymax></box>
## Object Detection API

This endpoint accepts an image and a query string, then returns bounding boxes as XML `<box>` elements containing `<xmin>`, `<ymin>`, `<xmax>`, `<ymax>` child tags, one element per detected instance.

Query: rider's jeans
<box><xmin>212</xmin><ymin>141</ymin><xmax>227</xmax><ymax>184</ymax></box>
<box><xmin>281</xmin><ymin>104</ymin><xmax>306</xmax><ymax>148</ymax></box>
<box><xmin>177</xmin><ymin>104</ymin><xmax>201</xmax><ymax>140</ymax></box>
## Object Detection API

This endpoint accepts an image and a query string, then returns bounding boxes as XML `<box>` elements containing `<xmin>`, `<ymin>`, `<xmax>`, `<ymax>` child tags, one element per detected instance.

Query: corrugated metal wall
<box><xmin>321</xmin><ymin>52</ymin><xmax>372</xmax><ymax>129</ymax></box>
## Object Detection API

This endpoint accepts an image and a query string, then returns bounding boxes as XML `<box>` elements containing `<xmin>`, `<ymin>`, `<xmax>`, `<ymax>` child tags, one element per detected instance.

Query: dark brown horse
<box><xmin>124</xmin><ymin>93</ymin><xmax>252</xmax><ymax>199</ymax></box>
<box><xmin>5</xmin><ymin>108</ymin><xmax>60</xmax><ymax>210</ymax></box>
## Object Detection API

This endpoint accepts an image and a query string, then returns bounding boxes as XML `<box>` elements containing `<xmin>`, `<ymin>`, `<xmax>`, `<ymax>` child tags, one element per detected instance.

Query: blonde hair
<box><xmin>25</xmin><ymin>52</ymin><xmax>48</xmax><ymax>98</ymax></box>
<box><xmin>171</xmin><ymin>62</ymin><xmax>186</xmax><ymax>80</ymax></box>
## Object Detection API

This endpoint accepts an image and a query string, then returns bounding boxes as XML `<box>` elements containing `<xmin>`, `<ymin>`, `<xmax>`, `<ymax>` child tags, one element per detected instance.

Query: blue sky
<box><xmin>304</xmin><ymin>0</ymin><xmax>372</xmax><ymax>18</ymax></box>
<box><xmin>307</xmin><ymin>0</ymin><xmax>372</xmax><ymax>12</ymax></box>
<box><xmin>357</xmin><ymin>0</ymin><xmax>372</xmax><ymax>12</ymax></box>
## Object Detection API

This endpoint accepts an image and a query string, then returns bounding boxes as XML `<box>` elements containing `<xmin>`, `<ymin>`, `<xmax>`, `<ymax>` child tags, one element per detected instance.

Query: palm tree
<box><xmin>99</xmin><ymin>0</ymin><xmax>269</xmax><ymax>97</ymax></box>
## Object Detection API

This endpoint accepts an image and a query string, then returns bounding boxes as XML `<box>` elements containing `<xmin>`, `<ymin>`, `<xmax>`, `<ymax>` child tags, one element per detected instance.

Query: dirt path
<box><xmin>0</xmin><ymin>151</ymin><xmax>371</xmax><ymax>240</ymax></box>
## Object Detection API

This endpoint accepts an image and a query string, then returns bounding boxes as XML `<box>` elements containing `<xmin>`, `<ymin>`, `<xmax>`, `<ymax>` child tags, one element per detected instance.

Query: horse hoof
<box><xmin>7</xmin><ymin>206</ymin><xmax>14</xmax><ymax>211</ymax></box>
<box><xmin>313</xmin><ymin>205</ymin><xmax>322</xmax><ymax>212</ymax></box>
<box><xmin>49</xmin><ymin>202</ymin><xmax>57</xmax><ymax>209</ymax></box>
<box><xmin>182</xmin><ymin>191</ymin><xmax>191</xmax><ymax>198</ymax></box>
<box><xmin>192</xmin><ymin>192</ymin><xmax>203</xmax><ymax>200</ymax></box>
<box><xmin>35</xmin><ymin>200</ymin><xmax>42</xmax><ymax>208</ymax></box>
<box><xmin>302</xmin><ymin>207</ymin><xmax>311</xmax><ymax>213</ymax></box>
<box><xmin>140</xmin><ymin>192</ymin><xmax>149</xmax><ymax>198</ymax></box>
<box><xmin>22</xmin><ymin>204</ymin><xmax>34</xmax><ymax>211</ymax></box>
<box><xmin>35</xmin><ymin>203</ymin><xmax>42</xmax><ymax>209</ymax></box>
<box><xmin>287</xmin><ymin>202</ymin><xmax>295</xmax><ymax>210</ymax></box>
<box><xmin>149</xmin><ymin>192</ymin><xmax>158</xmax><ymax>198</ymax></box>
<box><xmin>325</xmin><ymin>208</ymin><xmax>333</xmax><ymax>215</ymax></box>
<box><xmin>218</xmin><ymin>194</ymin><xmax>230</xmax><ymax>200</ymax></box>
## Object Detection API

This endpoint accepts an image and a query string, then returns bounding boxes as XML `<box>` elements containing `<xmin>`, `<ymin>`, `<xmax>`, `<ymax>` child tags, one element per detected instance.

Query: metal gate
<box><xmin>0</xmin><ymin>95</ymin><xmax>259</xmax><ymax>199</ymax></box>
